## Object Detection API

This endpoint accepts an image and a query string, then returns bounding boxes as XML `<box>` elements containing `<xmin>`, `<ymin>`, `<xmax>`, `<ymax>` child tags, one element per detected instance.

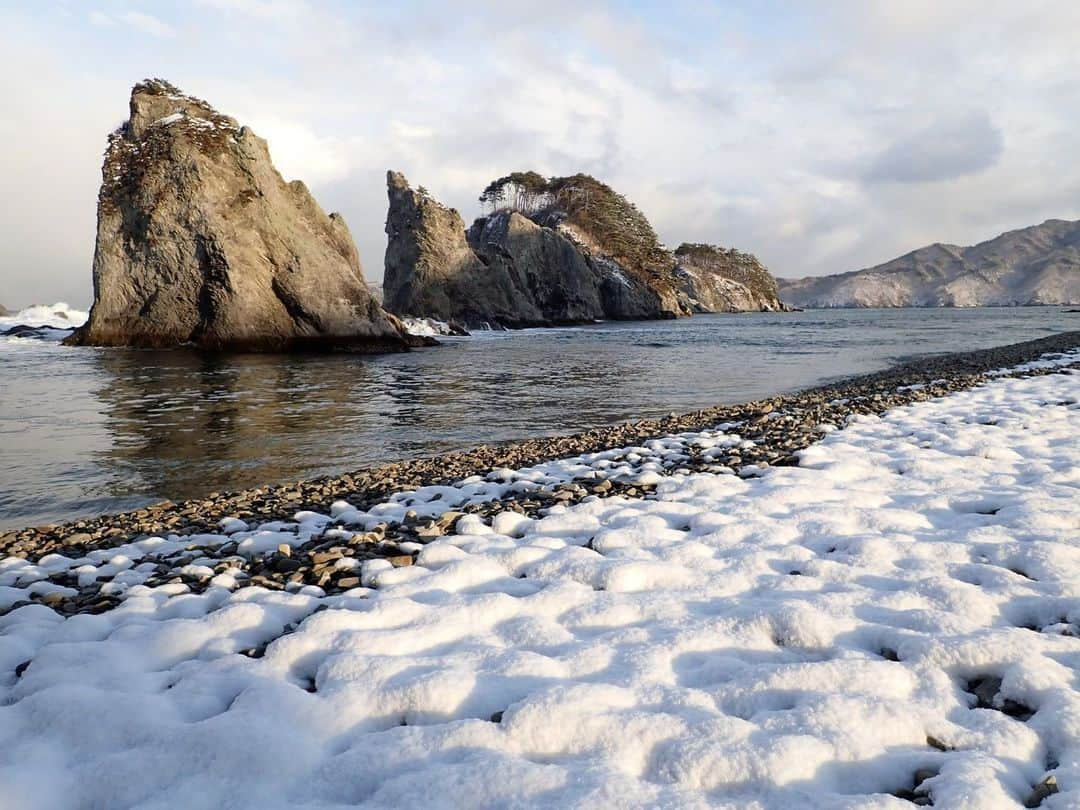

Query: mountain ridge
<box><xmin>778</xmin><ymin>218</ymin><xmax>1080</xmax><ymax>308</ymax></box>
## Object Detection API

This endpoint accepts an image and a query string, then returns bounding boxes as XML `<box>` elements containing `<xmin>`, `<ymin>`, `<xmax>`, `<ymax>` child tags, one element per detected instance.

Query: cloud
<box><xmin>3</xmin><ymin>1</ymin><xmax>1080</xmax><ymax>304</ymax></box>
<box><xmin>241</xmin><ymin>115</ymin><xmax>359</xmax><ymax>185</ymax></box>
<box><xmin>89</xmin><ymin>9</ymin><xmax>175</xmax><ymax>37</ymax></box>
<box><xmin>861</xmin><ymin>111</ymin><xmax>1005</xmax><ymax>184</ymax></box>
<box><xmin>194</xmin><ymin>0</ymin><xmax>306</xmax><ymax>21</ymax></box>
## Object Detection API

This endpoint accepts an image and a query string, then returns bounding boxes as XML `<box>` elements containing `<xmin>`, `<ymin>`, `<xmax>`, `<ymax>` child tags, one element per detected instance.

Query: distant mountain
<box><xmin>778</xmin><ymin>219</ymin><xmax>1080</xmax><ymax>308</ymax></box>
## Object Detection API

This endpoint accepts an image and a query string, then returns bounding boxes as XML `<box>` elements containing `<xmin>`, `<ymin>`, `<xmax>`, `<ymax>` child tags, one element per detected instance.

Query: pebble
<box><xmin>1</xmin><ymin>332</ymin><xmax>1077</xmax><ymax>616</ymax></box>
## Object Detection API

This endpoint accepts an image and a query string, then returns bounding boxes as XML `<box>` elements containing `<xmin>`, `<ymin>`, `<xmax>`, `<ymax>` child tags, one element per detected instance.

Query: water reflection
<box><xmin>0</xmin><ymin>307</ymin><xmax>1074</xmax><ymax>529</ymax></box>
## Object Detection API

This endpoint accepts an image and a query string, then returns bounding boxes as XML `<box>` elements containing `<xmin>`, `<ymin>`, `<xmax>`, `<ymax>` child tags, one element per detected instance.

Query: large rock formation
<box><xmin>673</xmin><ymin>243</ymin><xmax>788</xmax><ymax>312</ymax></box>
<box><xmin>383</xmin><ymin>171</ymin><xmax>682</xmax><ymax>328</ymax></box>
<box><xmin>0</xmin><ymin>304</ymin><xmax>10</xmax><ymax>317</ymax></box>
<box><xmin>778</xmin><ymin>219</ymin><xmax>1080</xmax><ymax>308</ymax></box>
<box><xmin>384</xmin><ymin>172</ymin><xmax>538</xmax><ymax>327</ymax></box>
<box><xmin>466</xmin><ymin>209</ymin><xmax>606</xmax><ymax>324</ymax></box>
<box><xmin>68</xmin><ymin>80</ymin><xmax>412</xmax><ymax>352</ymax></box>
<box><xmin>384</xmin><ymin>172</ymin><xmax>784</xmax><ymax>328</ymax></box>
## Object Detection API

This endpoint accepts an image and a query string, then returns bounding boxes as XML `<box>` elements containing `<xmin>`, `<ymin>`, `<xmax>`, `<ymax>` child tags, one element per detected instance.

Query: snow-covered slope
<box><xmin>1</xmin><ymin>355</ymin><xmax>1078</xmax><ymax>808</ymax></box>
<box><xmin>779</xmin><ymin>219</ymin><xmax>1080</xmax><ymax>308</ymax></box>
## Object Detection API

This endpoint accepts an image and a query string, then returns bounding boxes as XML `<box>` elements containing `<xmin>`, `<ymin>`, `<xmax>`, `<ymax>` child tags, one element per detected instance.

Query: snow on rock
<box><xmin>1</xmin><ymin>365</ymin><xmax>1079</xmax><ymax>808</ymax></box>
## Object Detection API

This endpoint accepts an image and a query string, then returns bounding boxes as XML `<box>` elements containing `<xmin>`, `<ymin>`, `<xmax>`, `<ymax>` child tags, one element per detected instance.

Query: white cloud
<box><xmin>3</xmin><ymin>1</ymin><xmax>1080</xmax><ymax>303</ymax></box>
<box><xmin>118</xmin><ymin>11</ymin><xmax>175</xmax><ymax>37</ymax></box>
<box><xmin>241</xmin><ymin>115</ymin><xmax>359</xmax><ymax>185</ymax></box>
<box><xmin>89</xmin><ymin>9</ymin><xmax>175</xmax><ymax>37</ymax></box>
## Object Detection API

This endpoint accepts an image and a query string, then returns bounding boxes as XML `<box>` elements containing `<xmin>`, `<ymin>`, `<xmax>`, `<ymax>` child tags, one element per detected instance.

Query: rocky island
<box><xmin>779</xmin><ymin>218</ymin><xmax>1080</xmax><ymax>308</ymax></box>
<box><xmin>384</xmin><ymin>171</ymin><xmax>787</xmax><ymax>329</ymax></box>
<box><xmin>673</xmin><ymin>243</ymin><xmax>788</xmax><ymax>313</ymax></box>
<box><xmin>66</xmin><ymin>80</ymin><xmax>414</xmax><ymax>353</ymax></box>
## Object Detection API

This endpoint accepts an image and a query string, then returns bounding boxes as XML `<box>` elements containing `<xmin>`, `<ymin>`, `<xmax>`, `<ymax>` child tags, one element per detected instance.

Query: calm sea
<box><xmin>1</xmin><ymin>307</ymin><xmax>1075</xmax><ymax>530</ymax></box>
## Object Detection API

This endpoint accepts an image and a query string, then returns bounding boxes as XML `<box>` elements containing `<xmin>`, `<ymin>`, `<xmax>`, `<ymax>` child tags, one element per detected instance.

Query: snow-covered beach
<box><xmin>1</xmin><ymin>339</ymin><xmax>1078</xmax><ymax>808</ymax></box>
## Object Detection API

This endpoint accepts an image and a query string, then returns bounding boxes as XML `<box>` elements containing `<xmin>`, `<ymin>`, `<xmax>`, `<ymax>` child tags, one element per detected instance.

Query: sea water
<box><xmin>0</xmin><ymin>306</ymin><xmax>1074</xmax><ymax>529</ymax></box>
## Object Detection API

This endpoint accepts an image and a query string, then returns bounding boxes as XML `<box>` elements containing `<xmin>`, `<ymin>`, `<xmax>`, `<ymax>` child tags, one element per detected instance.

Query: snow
<box><xmin>1</xmin><ymin>356</ymin><xmax>1078</xmax><ymax>808</ymax></box>
<box><xmin>152</xmin><ymin>112</ymin><xmax>186</xmax><ymax>127</ymax></box>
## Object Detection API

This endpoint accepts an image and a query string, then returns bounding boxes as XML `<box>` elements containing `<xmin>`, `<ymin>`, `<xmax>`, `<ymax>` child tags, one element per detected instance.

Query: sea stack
<box><xmin>384</xmin><ymin>170</ymin><xmax>533</xmax><ymax>327</ymax></box>
<box><xmin>67</xmin><ymin>79</ymin><xmax>411</xmax><ymax>352</ymax></box>
<box><xmin>383</xmin><ymin>171</ymin><xmax>688</xmax><ymax>328</ymax></box>
<box><xmin>383</xmin><ymin>170</ymin><xmax>789</xmax><ymax>328</ymax></box>
<box><xmin>673</xmin><ymin>243</ymin><xmax>789</xmax><ymax>312</ymax></box>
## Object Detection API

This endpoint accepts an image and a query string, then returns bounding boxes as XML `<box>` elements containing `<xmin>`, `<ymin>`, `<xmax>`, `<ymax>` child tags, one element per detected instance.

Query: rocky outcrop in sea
<box><xmin>673</xmin><ymin>243</ymin><xmax>789</xmax><ymax>312</ymax></box>
<box><xmin>67</xmin><ymin>80</ymin><xmax>413</xmax><ymax>353</ymax></box>
<box><xmin>778</xmin><ymin>218</ymin><xmax>1080</xmax><ymax>308</ymax></box>
<box><xmin>384</xmin><ymin>171</ymin><xmax>785</xmax><ymax>328</ymax></box>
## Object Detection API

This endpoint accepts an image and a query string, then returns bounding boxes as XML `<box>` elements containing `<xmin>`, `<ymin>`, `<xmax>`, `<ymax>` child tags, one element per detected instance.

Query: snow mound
<box><xmin>1</xmin><ymin>360</ymin><xmax>1078</xmax><ymax>808</ymax></box>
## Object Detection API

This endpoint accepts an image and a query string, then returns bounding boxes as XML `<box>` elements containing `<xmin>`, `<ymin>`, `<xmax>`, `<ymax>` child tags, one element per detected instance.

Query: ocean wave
<box><xmin>0</xmin><ymin>302</ymin><xmax>88</xmax><ymax>341</ymax></box>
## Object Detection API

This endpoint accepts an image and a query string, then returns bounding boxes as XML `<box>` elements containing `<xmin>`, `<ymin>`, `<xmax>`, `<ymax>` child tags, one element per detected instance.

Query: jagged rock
<box><xmin>67</xmin><ymin>79</ymin><xmax>412</xmax><ymax>352</ymax></box>
<box><xmin>0</xmin><ymin>304</ymin><xmax>10</xmax><ymax>317</ymax></box>
<box><xmin>524</xmin><ymin>174</ymin><xmax>685</xmax><ymax>320</ymax></box>
<box><xmin>673</xmin><ymin>243</ymin><xmax>789</xmax><ymax>312</ymax></box>
<box><xmin>778</xmin><ymin>218</ymin><xmax>1080</xmax><ymax>308</ymax></box>
<box><xmin>384</xmin><ymin>171</ymin><xmax>704</xmax><ymax>328</ymax></box>
<box><xmin>467</xmin><ymin>210</ymin><xmax>605</xmax><ymax>324</ymax></box>
<box><xmin>384</xmin><ymin>171</ymin><xmax>539</xmax><ymax>327</ymax></box>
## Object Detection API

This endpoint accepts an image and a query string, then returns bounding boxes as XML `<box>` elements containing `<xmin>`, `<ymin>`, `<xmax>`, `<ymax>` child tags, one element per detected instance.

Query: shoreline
<box><xmin>3</xmin><ymin>330</ymin><xmax>1079</xmax><ymax>568</ymax></box>
<box><xmin>0</xmin><ymin>331</ymin><xmax>1076</xmax><ymax>619</ymax></box>
<box><xmin>3</xmin><ymin>338</ymin><xmax>1076</xmax><ymax>809</ymax></box>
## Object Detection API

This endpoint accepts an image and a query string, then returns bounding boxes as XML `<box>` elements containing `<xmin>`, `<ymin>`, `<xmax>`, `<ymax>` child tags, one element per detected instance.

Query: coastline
<box><xmin>3</xmin><ymin>332</ymin><xmax>1078</xmax><ymax>806</ymax></box>
<box><xmin>2</xmin><ymin>330</ymin><xmax>1078</xmax><ymax>617</ymax></box>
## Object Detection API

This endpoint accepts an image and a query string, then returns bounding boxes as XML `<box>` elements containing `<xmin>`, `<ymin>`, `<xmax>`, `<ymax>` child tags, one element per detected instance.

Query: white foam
<box><xmin>0</xmin><ymin>302</ymin><xmax>88</xmax><ymax>330</ymax></box>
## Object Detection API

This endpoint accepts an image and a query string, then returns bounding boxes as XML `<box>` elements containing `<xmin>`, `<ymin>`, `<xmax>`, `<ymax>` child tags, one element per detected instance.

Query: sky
<box><xmin>3</xmin><ymin>1</ymin><xmax>1080</xmax><ymax>307</ymax></box>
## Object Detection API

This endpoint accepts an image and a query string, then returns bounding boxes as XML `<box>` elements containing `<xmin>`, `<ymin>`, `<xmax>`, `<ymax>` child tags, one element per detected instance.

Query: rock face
<box><xmin>466</xmin><ymin>210</ymin><xmax>606</xmax><ymax>325</ymax></box>
<box><xmin>385</xmin><ymin>172</ymin><xmax>783</xmax><ymax>328</ymax></box>
<box><xmin>673</xmin><ymin>243</ymin><xmax>788</xmax><ymax>312</ymax></box>
<box><xmin>68</xmin><ymin>80</ymin><xmax>411</xmax><ymax>352</ymax></box>
<box><xmin>383</xmin><ymin>171</ymin><xmax>685</xmax><ymax>328</ymax></box>
<box><xmin>778</xmin><ymin>219</ymin><xmax>1080</xmax><ymax>308</ymax></box>
<box><xmin>0</xmin><ymin>304</ymin><xmax>10</xmax><ymax>317</ymax></box>
<box><xmin>384</xmin><ymin>172</ymin><xmax>533</xmax><ymax>327</ymax></box>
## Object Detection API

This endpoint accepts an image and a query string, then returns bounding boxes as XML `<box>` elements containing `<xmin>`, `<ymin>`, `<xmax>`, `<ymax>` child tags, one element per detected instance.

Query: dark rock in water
<box><xmin>66</xmin><ymin>79</ymin><xmax>413</xmax><ymax>353</ymax></box>
<box><xmin>385</xmin><ymin>171</ymin><xmax>788</xmax><ymax>328</ymax></box>
<box><xmin>673</xmin><ymin>243</ymin><xmax>790</xmax><ymax>312</ymax></box>
<box><xmin>2</xmin><ymin>324</ymin><xmax>73</xmax><ymax>339</ymax></box>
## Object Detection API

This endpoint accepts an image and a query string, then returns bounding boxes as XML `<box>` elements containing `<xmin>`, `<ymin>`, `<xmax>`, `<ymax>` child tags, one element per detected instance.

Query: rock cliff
<box><xmin>384</xmin><ymin>171</ymin><xmax>538</xmax><ymax>327</ymax></box>
<box><xmin>778</xmin><ymin>219</ymin><xmax>1080</xmax><ymax>308</ymax></box>
<box><xmin>673</xmin><ymin>243</ymin><xmax>788</xmax><ymax>312</ymax></box>
<box><xmin>384</xmin><ymin>172</ymin><xmax>784</xmax><ymax>328</ymax></box>
<box><xmin>68</xmin><ymin>80</ymin><xmax>411</xmax><ymax>352</ymax></box>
